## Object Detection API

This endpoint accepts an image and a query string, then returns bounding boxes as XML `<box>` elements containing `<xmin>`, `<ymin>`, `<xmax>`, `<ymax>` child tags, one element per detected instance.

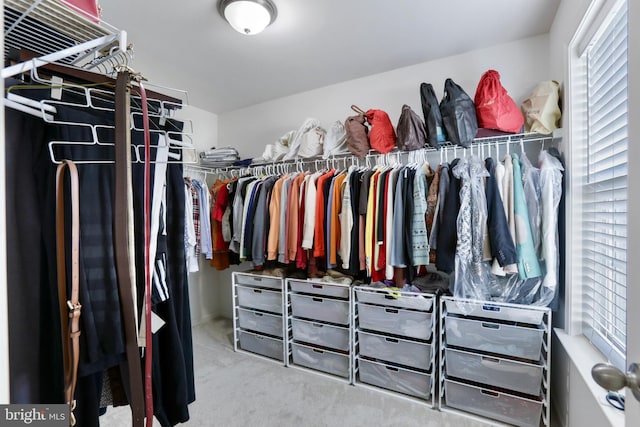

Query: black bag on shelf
<box><xmin>420</xmin><ymin>82</ymin><xmax>446</xmax><ymax>148</ymax></box>
<box><xmin>439</xmin><ymin>78</ymin><xmax>478</xmax><ymax>148</ymax></box>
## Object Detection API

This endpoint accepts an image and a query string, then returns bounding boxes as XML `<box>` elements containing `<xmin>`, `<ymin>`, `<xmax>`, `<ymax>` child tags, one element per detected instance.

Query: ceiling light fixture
<box><xmin>218</xmin><ymin>0</ymin><xmax>277</xmax><ymax>36</ymax></box>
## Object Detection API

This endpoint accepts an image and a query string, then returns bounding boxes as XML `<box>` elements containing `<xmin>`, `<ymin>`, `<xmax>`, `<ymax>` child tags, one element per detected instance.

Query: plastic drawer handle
<box><xmin>312</xmin><ymin>348</ymin><xmax>324</xmax><ymax>354</ymax></box>
<box><xmin>385</xmin><ymin>337</ymin><xmax>399</xmax><ymax>344</ymax></box>
<box><xmin>312</xmin><ymin>323</ymin><xmax>324</xmax><ymax>328</ymax></box>
<box><xmin>312</xmin><ymin>297</ymin><xmax>323</xmax><ymax>303</ymax></box>
<box><xmin>385</xmin><ymin>308</ymin><xmax>399</xmax><ymax>314</ymax></box>
<box><xmin>253</xmin><ymin>277</ymin><xmax>262</xmax><ymax>281</ymax></box>
<box><xmin>384</xmin><ymin>295</ymin><xmax>394</xmax><ymax>300</ymax></box>
<box><xmin>482</xmin><ymin>304</ymin><xmax>500</xmax><ymax>312</ymax></box>
<box><xmin>312</xmin><ymin>284</ymin><xmax>323</xmax><ymax>289</ymax></box>
<box><xmin>481</xmin><ymin>322</ymin><xmax>500</xmax><ymax>329</ymax></box>
<box><xmin>480</xmin><ymin>390</ymin><xmax>500</xmax><ymax>398</ymax></box>
<box><xmin>481</xmin><ymin>356</ymin><xmax>501</xmax><ymax>364</ymax></box>
<box><xmin>253</xmin><ymin>289</ymin><xmax>262</xmax><ymax>294</ymax></box>
<box><xmin>256</xmin><ymin>335</ymin><xmax>264</xmax><ymax>340</ymax></box>
<box><xmin>254</xmin><ymin>312</ymin><xmax>264</xmax><ymax>317</ymax></box>
<box><xmin>385</xmin><ymin>366</ymin><xmax>399</xmax><ymax>372</ymax></box>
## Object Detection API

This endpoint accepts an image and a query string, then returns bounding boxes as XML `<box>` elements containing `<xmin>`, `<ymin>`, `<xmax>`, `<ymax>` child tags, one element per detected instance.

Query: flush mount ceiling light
<box><xmin>218</xmin><ymin>0</ymin><xmax>277</xmax><ymax>35</ymax></box>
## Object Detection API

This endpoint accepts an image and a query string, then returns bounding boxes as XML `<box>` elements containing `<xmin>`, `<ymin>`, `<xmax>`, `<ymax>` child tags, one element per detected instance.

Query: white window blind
<box><xmin>579</xmin><ymin>0</ymin><xmax>628</xmax><ymax>370</ymax></box>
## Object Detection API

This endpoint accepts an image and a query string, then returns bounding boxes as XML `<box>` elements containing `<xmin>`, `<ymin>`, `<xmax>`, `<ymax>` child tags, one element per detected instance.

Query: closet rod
<box><xmin>191</xmin><ymin>132</ymin><xmax>556</xmax><ymax>177</ymax></box>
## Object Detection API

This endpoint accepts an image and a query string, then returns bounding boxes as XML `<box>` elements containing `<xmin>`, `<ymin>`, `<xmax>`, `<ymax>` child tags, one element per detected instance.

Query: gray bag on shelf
<box><xmin>396</xmin><ymin>104</ymin><xmax>427</xmax><ymax>151</ymax></box>
<box><xmin>440</xmin><ymin>78</ymin><xmax>478</xmax><ymax>148</ymax></box>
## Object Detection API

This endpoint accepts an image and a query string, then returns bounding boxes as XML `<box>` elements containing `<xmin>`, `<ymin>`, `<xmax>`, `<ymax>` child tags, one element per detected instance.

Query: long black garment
<box><xmin>436</xmin><ymin>158</ymin><xmax>461</xmax><ymax>273</ymax></box>
<box><xmin>5</xmin><ymin>107</ymin><xmax>63</xmax><ymax>404</ymax></box>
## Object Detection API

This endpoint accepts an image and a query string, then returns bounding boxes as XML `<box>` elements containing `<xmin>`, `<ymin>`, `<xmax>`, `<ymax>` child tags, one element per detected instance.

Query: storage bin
<box><xmin>358</xmin><ymin>358</ymin><xmax>431</xmax><ymax>399</ymax></box>
<box><xmin>291</xmin><ymin>318</ymin><xmax>350</xmax><ymax>351</ymax></box>
<box><xmin>355</xmin><ymin>288</ymin><xmax>433</xmax><ymax>311</ymax></box>
<box><xmin>235</xmin><ymin>273</ymin><xmax>282</xmax><ymax>290</ymax></box>
<box><xmin>444</xmin><ymin>298</ymin><xmax>545</xmax><ymax>325</ymax></box>
<box><xmin>445</xmin><ymin>347</ymin><xmax>544</xmax><ymax>396</ymax></box>
<box><xmin>237</xmin><ymin>308</ymin><xmax>283</xmax><ymax>338</ymax></box>
<box><xmin>291</xmin><ymin>343</ymin><xmax>349</xmax><ymax>378</ymax></box>
<box><xmin>289</xmin><ymin>280</ymin><xmax>350</xmax><ymax>299</ymax></box>
<box><xmin>236</xmin><ymin>286</ymin><xmax>283</xmax><ymax>314</ymax></box>
<box><xmin>445</xmin><ymin>315</ymin><xmax>544</xmax><ymax>361</ymax></box>
<box><xmin>358</xmin><ymin>303</ymin><xmax>432</xmax><ymax>340</ymax></box>
<box><xmin>290</xmin><ymin>294</ymin><xmax>350</xmax><ymax>325</ymax></box>
<box><xmin>359</xmin><ymin>331</ymin><xmax>432</xmax><ymax>371</ymax></box>
<box><xmin>238</xmin><ymin>330</ymin><xmax>283</xmax><ymax>361</ymax></box>
<box><xmin>445</xmin><ymin>379</ymin><xmax>543</xmax><ymax>427</ymax></box>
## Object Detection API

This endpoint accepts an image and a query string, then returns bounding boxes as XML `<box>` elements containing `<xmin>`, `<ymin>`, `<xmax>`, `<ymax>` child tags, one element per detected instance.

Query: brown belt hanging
<box><xmin>55</xmin><ymin>160</ymin><xmax>81</xmax><ymax>426</ymax></box>
<box><xmin>114</xmin><ymin>70</ymin><xmax>145</xmax><ymax>427</ymax></box>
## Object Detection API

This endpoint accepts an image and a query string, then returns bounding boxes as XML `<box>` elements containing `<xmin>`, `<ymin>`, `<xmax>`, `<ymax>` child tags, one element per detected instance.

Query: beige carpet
<box><xmin>99</xmin><ymin>318</ymin><xmax>493</xmax><ymax>427</ymax></box>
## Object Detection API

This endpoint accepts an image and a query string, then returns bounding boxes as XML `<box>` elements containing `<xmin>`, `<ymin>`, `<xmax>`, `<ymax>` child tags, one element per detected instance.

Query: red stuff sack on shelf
<box><xmin>365</xmin><ymin>109</ymin><xmax>396</xmax><ymax>154</ymax></box>
<box><xmin>474</xmin><ymin>70</ymin><xmax>524</xmax><ymax>134</ymax></box>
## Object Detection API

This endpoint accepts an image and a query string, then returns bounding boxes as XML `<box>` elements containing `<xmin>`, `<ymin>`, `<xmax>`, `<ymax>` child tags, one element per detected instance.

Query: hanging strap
<box><xmin>114</xmin><ymin>70</ymin><xmax>145</xmax><ymax>427</ymax></box>
<box><xmin>136</xmin><ymin>78</ymin><xmax>154</xmax><ymax>427</ymax></box>
<box><xmin>55</xmin><ymin>159</ymin><xmax>81</xmax><ymax>426</ymax></box>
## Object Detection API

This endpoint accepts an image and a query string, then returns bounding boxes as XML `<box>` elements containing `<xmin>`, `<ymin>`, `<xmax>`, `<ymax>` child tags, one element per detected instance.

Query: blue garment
<box><xmin>512</xmin><ymin>153</ymin><xmax>542</xmax><ymax>279</ymax></box>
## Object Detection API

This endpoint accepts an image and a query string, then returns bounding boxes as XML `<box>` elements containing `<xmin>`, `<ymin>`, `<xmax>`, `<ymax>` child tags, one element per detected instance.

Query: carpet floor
<box><xmin>99</xmin><ymin>318</ymin><xmax>494</xmax><ymax>427</ymax></box>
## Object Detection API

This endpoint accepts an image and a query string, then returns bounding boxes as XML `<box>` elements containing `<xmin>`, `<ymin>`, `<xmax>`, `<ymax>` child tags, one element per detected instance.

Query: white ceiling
<box><xmin>100</xmin><ymin>0</ymin><xmax>560</xmax><ymax>114</ymax></box>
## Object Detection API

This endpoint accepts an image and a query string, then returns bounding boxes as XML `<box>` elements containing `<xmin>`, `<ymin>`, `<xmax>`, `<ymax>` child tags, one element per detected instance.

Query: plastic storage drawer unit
<box><xmin>236</xmin><ymin>286</ymin><xmax>283</xmax><ymax>314</ymax></box>
<box><xmin>238</xmin><ymin>330</ymin><xmax>284</xmax><ymax>362</ymax></box>
<box><xmin>445</xmin><ymin>315</ymin><xmax>544</xmax><ymax>361</ymax></box>
<box><xmin>445</xmin><ymin>379</ymin><xmax>543</xmax><ymax>427</ymax></box>
<box><xmin>359</xmin><ymin>331</ymin><xmax>432</xmax><ymax>371</ymax></box>
<box><xmin>291</xmin><ymin>343</ymin><xmax>350</xmax><ymax>378</ymax></box>
<box><xmin>237</xmin><ymin>308</ymin><xmax>283</xmax><ymax>338</ymax></box>
<box><xmin>235</xmin><ymin>274</ymin><xmax>282</xmax><ymax>290</ymax></box>
<box><xmin>445</xmin><ymin>347</ymin><xmax>544</xmax><ymax>396</ymax></box>
<box><xmin>289</xmin><ymin>280</ymin><xmax>350</xmax><ymax>298</ymax></box>
<box><xmin>444</xmin><ymin>299</ymin><xmax>545</xmax><ymax>325</ymax></box>
<box><xmin>355</xmin><ymin>289</ymin><xmax>433</xmax><ymax>311</ymax></box>
<box><xmin>291</xmin><ymin>318</ymin><xmax>350</xmax><ymax>351</ymax></box>
<box><xmin>358</xmin><ymin>304</ymin><xmax>432</xmax><ymax>340</ymax></box>
<box><xmin>290</xmin><ymin>294</ymin><xmax>350</xmax><ymax>325</ymax></box>
<box><xmin>358</xmin><ymin>358</ymin><xmax>431</xmax><ymax>399</ymax></box>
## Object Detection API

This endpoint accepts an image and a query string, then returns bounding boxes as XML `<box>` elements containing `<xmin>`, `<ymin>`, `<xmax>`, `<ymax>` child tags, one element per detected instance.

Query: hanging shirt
<box><xmin>329</xmin><ymin>173</ymin><xmax>346</xmax><ymax>268</ymax></box>
<box><xmin>512</xmin><ymin>152</ymin><xmax>542</xmax><ymax>279</ymax></box>
<box><xmin>539</xmin><ymin>150</ymin><xmax>564</xmax><ymax>289</ymax></box>
<box><xmin>411</xmin><ymin>166</ymin><xmax>429</xmax><ymax>266</ymax></box>
<box><xmin>385</xmin><ymin>168</ymin><xmax>399</xmax><ymax>280</ymax></box>
<box><xmin>184</xmin><ymin>181</ymin><xmax>198</xmax><ymax>273</ymax></box>
<box><xmin>302</xmin><ymin>171</ymin><xmax>321</xmax><ymax>250</ymax></box>
<box><xmin>313</xmin><ymin>170</ymin><xmax>335</xmax><ymax>258</ymax></box>
<box><xmin>338</xmin><ymin>167</ymin><xmax>355</xmax><ymax>269</ymax></box>
<box><xmin>267</xmin><ymin>175</ymin><xmax>286</xmax><ymax>260</ymax></box>
<box><xmin>230</xmin><ymin>176</ymin><xmax>255</xmax><ymax>254</ymax></box>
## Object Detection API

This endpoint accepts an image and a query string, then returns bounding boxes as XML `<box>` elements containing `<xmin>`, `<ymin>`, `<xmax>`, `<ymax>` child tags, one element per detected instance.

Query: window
<box><xmin>574</xmin><ymin>0</ymin><xmax>628</xmax><ymax>370</ymax></box>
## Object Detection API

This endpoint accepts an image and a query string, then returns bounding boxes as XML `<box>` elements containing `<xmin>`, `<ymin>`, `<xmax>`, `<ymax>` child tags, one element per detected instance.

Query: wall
<box><xmin>212</xmin><ymin>34</ymin><xmax>552</xmax><ymax>319</ymax></box>
<box><xmin>176</xmin><ymin>105</ymin><xmax>221</xmax><ymax>325</ymax></box>
<box><xmin>219</xmin><ymin>34</ymin><xmax>552</xmax><ymax>159</ymax></box>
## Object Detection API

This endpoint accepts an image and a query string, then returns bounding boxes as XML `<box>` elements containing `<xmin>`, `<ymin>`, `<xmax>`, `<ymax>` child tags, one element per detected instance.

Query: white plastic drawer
<box><xmin>291</xmin><ymin>343</ymin><xmax>349</xmax><ymax>378</ymax></box>
<box><xmin>355</xmin><ymin>287</ymin><xmax>433</xmax><ymax>311</ymax></box>
<box><xmin>291</xmin><ymin>318</ymin><xmax>350</xmax><ymax>351</ymax></box>
<box><xmin>445</xmin><ymin>316</ymin><xmax>544</xmax><ymax>361</ymax></box>
<box><xmin>359</xmin><ymin>331</ymin><xmax>432</xmax><ymax>371</ymax></box>
<box><xmin>358</xmin><ymin>358</ymin><xmax>431</xmax><ymax>399</ymax></box>
<box><xmin>290</xmin><ymin>294</ymin><xmax>350</xmax><ymax>325</ymax></box>
<box><xmin>444</xmin><ymin>298</ymin><xmax>545</xmax><ymax>325</ymax></box>
<box><xmin>238</xmin><ymin>330</ymin><xmax>284</xmax><ymax>361</ymax></box>
<box><xmin>445</xmin><ymin>347</ymin><xmax>543</xmax><ymax>396</ymax></box>
<box><xmin>289</xmin><ymin>280</ymin><xmax>350</xmax><ymax>298</ymax></box>
<box><xmin>445</xmin><ymin>379</ymin><xmax>543</xmax><ymax>427</ymax></box>
<box><xmin>358</xmin><ymin>303</ymin><xmax>432</xmax><ymax>340</ymax></box>
<box><xmin>234</xmin><ymin>273</ymin><xmax>282</xmax><ymax>290</ymax></box>
<box><xmin>237</xmin><ymin>308</ymin><xmax>283</xmax><ymax>338</ymax></box>
<box><xmin>236</xmin><ymin>286</ymin><xmax>283</xmax><ymax>314</ymax></box>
